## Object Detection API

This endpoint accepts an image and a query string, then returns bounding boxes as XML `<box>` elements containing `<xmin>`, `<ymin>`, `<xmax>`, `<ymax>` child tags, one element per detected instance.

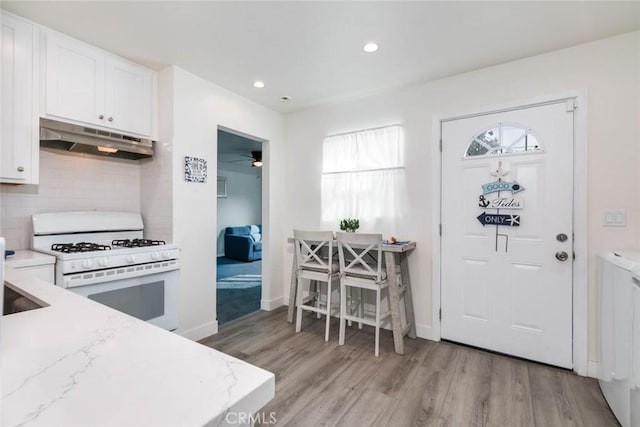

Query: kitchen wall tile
<box><xmin>0</xmin><ymin>150</ymin><xmax>141</xmax><ymax>249</ymax></box>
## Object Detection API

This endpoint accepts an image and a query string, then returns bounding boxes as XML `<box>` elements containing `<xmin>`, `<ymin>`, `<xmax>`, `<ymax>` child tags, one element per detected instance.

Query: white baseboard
<box><xmin>261</xmin><ymin>296</ymin><xmax>284</xmax><ymax>311</ymax></box>
<box><xmin>415</xmin><ymin>323</ymin><xmax>438</xmax><ymax>341</ymax></box>
<box><xmin>179</xmin><ymin>320</ymin><xmax>219</xmax><ymax>341</ymax></box>
<box><xmin>587</xmin><ymin>360</ymin><xmax>599</xmax><ymax>379</ymax></box>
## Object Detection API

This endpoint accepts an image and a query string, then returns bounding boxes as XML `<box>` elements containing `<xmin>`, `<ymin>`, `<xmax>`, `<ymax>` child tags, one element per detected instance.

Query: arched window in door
<box><xmin>464</xmin><ymin>124</ymin><xmax>542</xmax><ymax>157</ymax></box>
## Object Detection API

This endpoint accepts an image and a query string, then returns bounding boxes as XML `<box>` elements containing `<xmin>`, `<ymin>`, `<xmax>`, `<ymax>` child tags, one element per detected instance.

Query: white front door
<box><xmin>441</xmin><ymin>101</ymin><xmax>574</xmax><ymax>368</ymax></box>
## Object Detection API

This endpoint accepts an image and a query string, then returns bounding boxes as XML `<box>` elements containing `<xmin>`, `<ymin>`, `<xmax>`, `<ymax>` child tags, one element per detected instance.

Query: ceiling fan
<box><xmin>250</xmin><ymin>151</ymin><xmax>263</xmax><ymax>168</ymax></box>
<box><xmin>224</xmin><ymin>150</ymin><xmax>263</xmax><ymax>168</ymax></box>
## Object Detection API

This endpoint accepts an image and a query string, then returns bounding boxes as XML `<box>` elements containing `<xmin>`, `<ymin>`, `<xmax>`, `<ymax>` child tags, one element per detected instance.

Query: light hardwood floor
<box><xmin>200</xmin><ymin>307</ymin><xmax>618</xmax><ymax>427</ymax></box>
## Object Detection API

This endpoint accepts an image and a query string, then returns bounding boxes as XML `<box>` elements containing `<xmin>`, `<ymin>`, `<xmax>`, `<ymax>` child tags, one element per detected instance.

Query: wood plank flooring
<box><xmin>199</xmin><ymin>307</ymin><xmax>618</xmax><ymax>427</ymax></box>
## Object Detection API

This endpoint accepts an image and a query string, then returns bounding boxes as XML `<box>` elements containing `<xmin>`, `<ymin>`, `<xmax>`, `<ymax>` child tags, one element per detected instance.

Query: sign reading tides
<box><xmin>476</xmin><ymin>161</ymin><xmax>526</xmax><ymax>252</ymax></box>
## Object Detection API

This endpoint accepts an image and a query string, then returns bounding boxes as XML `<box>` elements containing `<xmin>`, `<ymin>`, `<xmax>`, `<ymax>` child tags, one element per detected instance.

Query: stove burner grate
<box><xmin>51</xmin><ymin>242</ymin><xmax>112</xmax><ymax>253</ymax></box>
<box><xmin>112</xmin><ymin>239</ymin><xmax>166</xmax><ymax>248</ymax></box>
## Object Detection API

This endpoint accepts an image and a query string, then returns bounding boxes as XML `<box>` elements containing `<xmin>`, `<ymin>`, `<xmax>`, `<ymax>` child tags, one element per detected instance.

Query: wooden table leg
<box><xmin>287</xmin><ymin>250</ymin><xmax>298</xmax><ymax>323</ymax></box>
<box><xmin>385</xmin><ymin>251</ymin><xmax>405</xmax><ymax>355</ymax></box>
<box><xmin>399</xmin><ymin>252</ymin><xmax>417</xmax><ymax>339</ymax></box>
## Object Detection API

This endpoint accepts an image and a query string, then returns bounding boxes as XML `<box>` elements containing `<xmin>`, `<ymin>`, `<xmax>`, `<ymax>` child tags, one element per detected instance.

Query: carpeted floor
<box><xmin>216</xmin><ymin>256</ymin><xmax>262</xmax><ymax>279</ymax></box>
<box><xmin>216</xmin><ymin>257</ymin><xmax>262</xmax><ymax>325</ymax></box>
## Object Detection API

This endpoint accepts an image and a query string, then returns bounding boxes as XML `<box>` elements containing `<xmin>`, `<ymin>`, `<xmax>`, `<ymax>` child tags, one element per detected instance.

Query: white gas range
<box><xmin>32</xmin><ymin>211</ymin><xmax>179</xmax><ymax>331</ymax></box>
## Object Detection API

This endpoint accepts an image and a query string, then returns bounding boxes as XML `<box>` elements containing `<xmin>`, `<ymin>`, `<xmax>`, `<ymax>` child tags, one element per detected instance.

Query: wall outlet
<box><xmin>603</xmin><ymin>209</ymin><xmax>626</xmax><ymax>227</ymax></box>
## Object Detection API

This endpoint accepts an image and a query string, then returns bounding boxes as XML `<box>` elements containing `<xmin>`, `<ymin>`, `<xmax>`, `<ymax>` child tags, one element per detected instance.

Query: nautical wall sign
<box><xmin>478</xmin><ymin>161</ymin><xmax>526</xmax><ymax>252</ymax></box>
<box><xmin>477</xmin><ymin>212</ymin><xmax>521</xmax><ymax>227</ymax></box>
<box><xmin>481</xmin><ymin>181</ymin><xmax>525</xmax><ymax>195</ymax></box>
<box><xmin>478</xmin><ymin>196</ymin><xmax>523</xmax><ymax>210</ymax></box>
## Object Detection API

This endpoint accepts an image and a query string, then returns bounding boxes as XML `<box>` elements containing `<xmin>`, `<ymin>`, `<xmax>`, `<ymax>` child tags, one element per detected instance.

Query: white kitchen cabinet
<box><xmin>105</xmin><ymin>57</ymin><xmax>153</xmax><ymax>136</ymax></box>
<box><xmin>5</xmin><ymin>250</ymin><xmax>55</xmax><ymax>284</ymax></box>
<box><xmin>45</xmin><ymin>31</ymin><xmax>154</xmax><ymax>137</ymax></box>
<box><xmin>45</xmin><ymin>31</ymin><xmax>105</xmax><ymax>128</ymax></box>
<box><xmin>1</xmin><ymin>12</ymin><xmax>38</xmax><ymax>184</ymax></box>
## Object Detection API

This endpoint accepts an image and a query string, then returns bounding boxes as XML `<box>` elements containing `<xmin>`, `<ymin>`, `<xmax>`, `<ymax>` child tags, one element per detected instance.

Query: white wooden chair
<box><xmin>293</xmin><ymin>230</ymin><xmax>340</xmax><ymax>341</ymax></box>
<box><xmin>337</xmin><ymin>232</ymin><xmax>391</xmax><ymax>357</ymax></box>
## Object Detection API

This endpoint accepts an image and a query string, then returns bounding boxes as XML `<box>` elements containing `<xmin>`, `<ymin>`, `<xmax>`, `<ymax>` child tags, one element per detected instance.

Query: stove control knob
<box><xmin>126</xmin><ymin>255</ymin><xmax>136</xmax><ymax>264</ymax></box>
<box><xmin>82</xmin><ymin>259</ymin><xmax>93</xmax><ymax>269</ymax></box>
<box><xmin>151</xmin><ymin>252</ymin><xmax>160</xmax><ymax>260</ymax></box>
<box><xmin>99</xmin><ymin>257</ymin><xmax>109</xmax><ymax>267</ymax></box>
<box><xmin>162</xmin><ymin>251</ymin><xmax>171</xmax><ymax>259</ymax></box>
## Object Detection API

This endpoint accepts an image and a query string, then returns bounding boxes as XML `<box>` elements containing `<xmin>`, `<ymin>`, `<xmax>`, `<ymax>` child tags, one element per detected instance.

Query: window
<box><xmin>465</xmin><ymin>124</ymin><xmax>542</xmax><ymax>157</ymax></box>
<box><xmin>321</xmin><ymin>125</ymin><xmax>407</xmax><ymax>226</ymax></box>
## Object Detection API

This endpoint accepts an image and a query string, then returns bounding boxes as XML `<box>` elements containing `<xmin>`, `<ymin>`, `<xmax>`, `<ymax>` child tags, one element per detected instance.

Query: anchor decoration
<box><xmin>477</xmin><ymin>161</ymin><xmax>525</xmax><ymax>252</ymax></box>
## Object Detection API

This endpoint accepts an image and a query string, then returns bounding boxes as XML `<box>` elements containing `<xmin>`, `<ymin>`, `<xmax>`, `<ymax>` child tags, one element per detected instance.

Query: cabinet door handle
<box><xmin>108</xmin><ymin>117</ymin><xmax>114</xmax><ymax>122</ymax></box>
<box><xmin>17</xmin><ymin>166</ymin><xmax>24</xmax><ymax>172</ymax></box>
<box><xmin>98</xmin><ymin>114</ymin><xmax>104</xmax><ymax>120</ymax></box>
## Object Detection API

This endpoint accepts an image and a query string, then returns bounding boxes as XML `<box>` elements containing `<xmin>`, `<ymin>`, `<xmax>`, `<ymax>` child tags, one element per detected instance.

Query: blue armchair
<box><xmin>224</xmin><ymin>225</ymin><xmax>262</xmax><ymax>261</ymax></box>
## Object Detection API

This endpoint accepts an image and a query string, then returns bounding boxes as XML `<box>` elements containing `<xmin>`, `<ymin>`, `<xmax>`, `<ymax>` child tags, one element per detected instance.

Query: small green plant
<box><xmin>339</xmin><ymin>218</ymin><xmax>360</xmax><ymax>232</ymax></box>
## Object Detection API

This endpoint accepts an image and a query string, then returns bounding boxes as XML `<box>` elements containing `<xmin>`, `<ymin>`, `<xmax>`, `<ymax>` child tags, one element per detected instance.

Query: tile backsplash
<box><xmin>0</xmin><ymin>149</ymin><xmax>141</xmax><ymax>250</ymax></box>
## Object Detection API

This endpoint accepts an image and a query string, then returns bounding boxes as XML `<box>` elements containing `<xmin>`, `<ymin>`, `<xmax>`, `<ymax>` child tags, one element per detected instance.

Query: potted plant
<box><xmin>339</xmin><ymin>218</ymin><xmax>360</xmax><ymax>233</ymax></box>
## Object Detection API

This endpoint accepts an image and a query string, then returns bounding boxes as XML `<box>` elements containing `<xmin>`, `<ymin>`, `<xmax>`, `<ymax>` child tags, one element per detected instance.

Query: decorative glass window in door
<box><xmin>465</xmin><ymin>124</ymin><xmax>542</xmax><ymax>157</ymax></box>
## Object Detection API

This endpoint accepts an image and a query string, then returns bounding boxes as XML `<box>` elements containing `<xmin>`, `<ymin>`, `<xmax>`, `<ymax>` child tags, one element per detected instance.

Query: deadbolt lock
<box><xmin>556</xmin><ymin>233</ymin><xmax>568</xmax><ymax>242</ymax></box>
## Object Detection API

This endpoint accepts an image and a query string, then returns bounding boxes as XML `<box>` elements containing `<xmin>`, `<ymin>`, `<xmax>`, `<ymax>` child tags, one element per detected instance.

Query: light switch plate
<box><xmin>603</xmin><ymin>209</ymin><xmax>626</xmax><ymax>227</ymax></box>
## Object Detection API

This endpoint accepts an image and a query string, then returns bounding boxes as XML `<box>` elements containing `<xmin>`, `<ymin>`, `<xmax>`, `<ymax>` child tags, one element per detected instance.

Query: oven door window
<box><xmin>88</xmin><ymin>280</ymin><xmax>165</xmax><ymax>321</ymax></box>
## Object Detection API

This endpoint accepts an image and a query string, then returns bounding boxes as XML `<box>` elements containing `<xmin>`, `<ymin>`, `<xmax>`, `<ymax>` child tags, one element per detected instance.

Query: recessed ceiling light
<box><xmin>253</xmin><ymin>81</ymin><xmax>265</xmax><ymax>88</ymax></box>
<box><xmin>363</xmin><ymin>42</ymin><xmax>378</xmax><ymax>53</ymax></box>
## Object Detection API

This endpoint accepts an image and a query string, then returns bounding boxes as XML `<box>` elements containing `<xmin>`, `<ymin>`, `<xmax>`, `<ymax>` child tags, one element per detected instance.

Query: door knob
<box><xmin>555</xmin><ymin>251</ymin><xmax>569</xmax><ymax>262</ymax></box>
<box><xmin>108</xmin><ymin>117</ymin><xmax>114</xmax><ymax>122</ymax></box>
<box><xmin>17</xmin><ymin>166</ymin><xmax>24</xmax><ymax>172</ymax></box>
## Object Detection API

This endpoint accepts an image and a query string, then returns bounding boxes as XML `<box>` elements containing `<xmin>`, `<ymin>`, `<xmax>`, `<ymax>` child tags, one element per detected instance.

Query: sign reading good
<box><xmin>481</xmin><ymin>181</ymin><xmax>525</xmax><ymax>195</ymax></box>
<box><xmin>477</xmin><ymin>212</ymin><xmax>521</xmax><ymax>227</ymax></box>
<box><xmin>478</xmin><ymin>196</ymin><xmax>523</xmax><ymax>210</ymax></box>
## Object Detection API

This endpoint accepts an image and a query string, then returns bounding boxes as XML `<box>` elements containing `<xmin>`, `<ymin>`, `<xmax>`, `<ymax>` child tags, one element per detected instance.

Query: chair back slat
<box><xmin>336</xmin><ymin>232</ymin><xmax>383</xmax><ymax>280</ymax></box>
<box><xmin>294</xmin><ymin>230</ymin><xmax>335</xmax><ymax>273</ymax></box>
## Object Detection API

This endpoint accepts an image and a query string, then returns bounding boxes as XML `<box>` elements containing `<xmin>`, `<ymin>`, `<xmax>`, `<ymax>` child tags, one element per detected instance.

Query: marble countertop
<box><xmin>2</xmin><ymin>268</ymin><xmax>275</xmax><ymax>427</ymax></box>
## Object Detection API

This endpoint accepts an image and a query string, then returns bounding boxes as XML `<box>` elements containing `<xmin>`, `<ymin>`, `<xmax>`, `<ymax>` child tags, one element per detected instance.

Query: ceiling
<box><xmin>3</xmin><ymin>1</ymin><xmax>640</xmax><ymax>113</ymax></box>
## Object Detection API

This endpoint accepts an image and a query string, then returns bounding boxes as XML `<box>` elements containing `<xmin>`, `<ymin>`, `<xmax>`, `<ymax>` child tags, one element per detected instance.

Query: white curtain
<box><xmin>321</xmin><ymin>125</ymin><xmax>407</xmax><ymax>233</ymax></box>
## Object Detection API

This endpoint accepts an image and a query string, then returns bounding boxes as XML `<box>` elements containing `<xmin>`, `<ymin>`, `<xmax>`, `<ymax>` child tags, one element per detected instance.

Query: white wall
<box><xmin>0</xmin><ymin>149</ymin><xmax>141</xmax><ymax>249</ymax></box>
<box><xmin>216</xmin><ymin>167</ymin><xmax>262</xmax><ymax>256</ymax></box>
<box><xmin>161</xmin><ymin>66</ymin><xmax>285</xmax><ymax>341</ymax></box>
<box><xmin>283</xmin><ymin>31</ymin><xmax>640</xmax><ymax>364</ymax></box>
<box><xmin>140</xmin><ymin>67</ymin><xmax>174</xmax><ymax>244</ymax></box>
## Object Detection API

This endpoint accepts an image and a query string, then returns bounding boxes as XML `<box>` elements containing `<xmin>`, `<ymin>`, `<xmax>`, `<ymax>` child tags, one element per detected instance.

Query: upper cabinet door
<box><xmin>105</xmin><ymin>58</ymin><xmax>153</xmax><ymax>136</ymax></box>
<box><xmin>45</xmin><ymin>32</ymin><xmax>105</xmax><ymax>127</ymax></box>
<box><xmin>1</xmin><ymin>13</ymin><xmax>36</xmax><ymax>183</ymax></box>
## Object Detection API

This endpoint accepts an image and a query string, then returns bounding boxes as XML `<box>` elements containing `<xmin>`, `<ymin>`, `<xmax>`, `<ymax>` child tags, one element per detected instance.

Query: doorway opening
<box><xmin>216</xmin><ymin>128</ymin><xmax>263</xmax><ymax>325</ymax></box>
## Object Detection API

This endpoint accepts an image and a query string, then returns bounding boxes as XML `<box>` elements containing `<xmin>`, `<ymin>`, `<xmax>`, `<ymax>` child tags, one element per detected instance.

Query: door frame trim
<box><xmin>431</xmin><ymin>90</ymin><xmax>589</xmax><ymax>376</ymax></box>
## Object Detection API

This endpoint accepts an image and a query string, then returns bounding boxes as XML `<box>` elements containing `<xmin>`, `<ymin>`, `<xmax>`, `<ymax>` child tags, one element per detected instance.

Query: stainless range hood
<box><xmin>39</xmin><ymin>118</ymin><xmax>154</xmax><ymax>160</ymax></box>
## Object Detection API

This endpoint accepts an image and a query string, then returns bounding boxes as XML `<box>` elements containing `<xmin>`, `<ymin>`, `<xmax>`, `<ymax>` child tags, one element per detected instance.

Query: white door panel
<box><xmin>441</xmin><ymin>101</ymin><xmax>574</xmax><ymax>368</ymax></box>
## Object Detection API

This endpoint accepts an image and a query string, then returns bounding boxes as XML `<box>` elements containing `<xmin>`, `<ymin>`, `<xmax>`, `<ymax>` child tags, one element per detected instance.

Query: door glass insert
<box><xmin>465</xmin><ymin>124</ymin><xmax>542</xmax><ymax>157</ymax></box>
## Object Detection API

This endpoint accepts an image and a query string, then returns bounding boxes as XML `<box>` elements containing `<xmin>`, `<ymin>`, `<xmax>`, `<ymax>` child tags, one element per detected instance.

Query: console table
<box><xmin>287</xmin><ymin>238</ymin><xmax>417</xmax><ymax>355</ymax></box>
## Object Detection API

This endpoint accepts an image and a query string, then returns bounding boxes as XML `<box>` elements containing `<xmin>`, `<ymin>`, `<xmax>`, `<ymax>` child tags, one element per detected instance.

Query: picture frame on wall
<box><xmin>217</xmin><ymin>176</ymin><xmax>228</xmax><ymax>198</ymax></box>
<box><xmin>185</xmin><ymin>156</ymin><xmax>208</xmax><ymax>183</ymax></box>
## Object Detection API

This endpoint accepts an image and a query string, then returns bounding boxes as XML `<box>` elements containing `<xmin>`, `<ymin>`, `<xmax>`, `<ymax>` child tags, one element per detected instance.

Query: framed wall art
<box><xmin>217</xmin><ymin>176</ymin><xmax>228</xmax><ymax>198</ymax></box>
<box><xmin>185</xmin><ymin>156</ymin><xmax>208</xmax><ymax>183</ymax></box>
